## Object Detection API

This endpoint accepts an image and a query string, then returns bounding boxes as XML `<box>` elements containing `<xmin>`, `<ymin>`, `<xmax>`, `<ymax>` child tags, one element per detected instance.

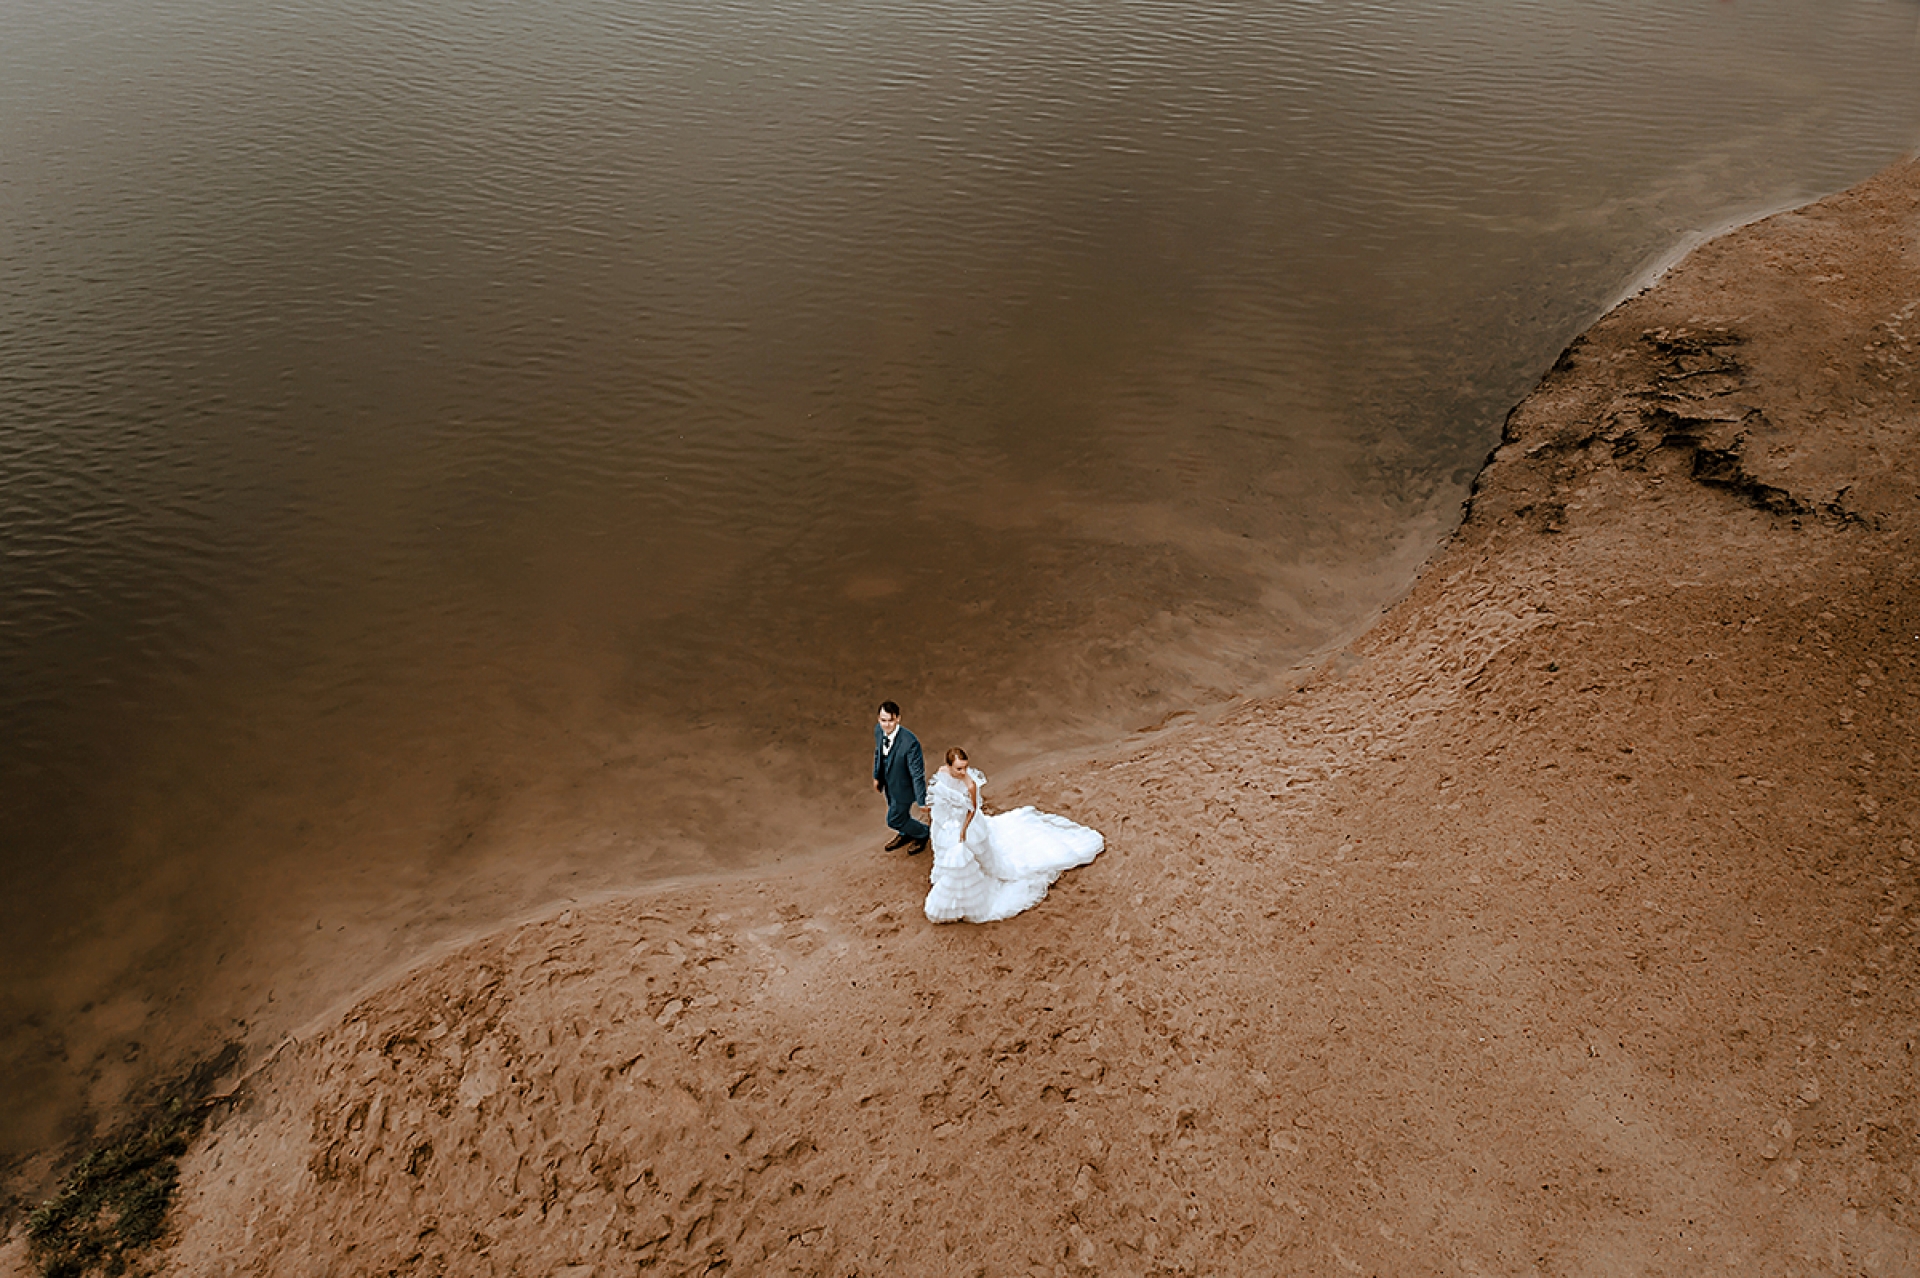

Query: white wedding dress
<box><xmin>924</xmin><ymin>767</ymin><xmax>1104</xmax><ymax>924</ymax></box>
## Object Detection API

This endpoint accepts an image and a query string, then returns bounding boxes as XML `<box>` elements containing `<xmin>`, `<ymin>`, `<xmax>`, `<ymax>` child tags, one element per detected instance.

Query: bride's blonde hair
<box><xmin>945</xmin><ymin>747</ymin><xmax>969</xmax><ymax>766</ymax></box>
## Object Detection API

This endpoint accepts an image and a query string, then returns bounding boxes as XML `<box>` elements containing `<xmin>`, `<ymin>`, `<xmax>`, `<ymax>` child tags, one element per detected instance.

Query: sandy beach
<box><xmin>11</xmin><ymin>157</ymin><xmax>1920</xmax><ymax>1276</ymax></box>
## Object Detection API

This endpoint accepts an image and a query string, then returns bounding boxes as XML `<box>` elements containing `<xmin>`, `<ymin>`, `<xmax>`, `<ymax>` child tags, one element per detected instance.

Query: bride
<box><xmin>924</xmin><ymin>747</ymin><xmax>1104</xmax><ymax>924</ymax></box>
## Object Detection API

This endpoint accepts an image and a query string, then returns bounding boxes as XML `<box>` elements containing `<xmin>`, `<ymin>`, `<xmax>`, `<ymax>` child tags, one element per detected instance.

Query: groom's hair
<box><xmin>878</xmin><ymin>700</ymin><xmax>901</xmax><ymax>717</ymax></box>
<box><xmin>945</xmin><ymin>747</ymin><xmax>968</xmax><ymax>765</ymax></box>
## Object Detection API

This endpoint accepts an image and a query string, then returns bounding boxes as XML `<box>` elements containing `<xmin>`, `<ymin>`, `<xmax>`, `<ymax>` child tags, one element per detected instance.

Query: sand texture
<box><xmin>20</xmin><ymin>159</ymin><xmax>1920</xmax><ymax>1276</ymax></box>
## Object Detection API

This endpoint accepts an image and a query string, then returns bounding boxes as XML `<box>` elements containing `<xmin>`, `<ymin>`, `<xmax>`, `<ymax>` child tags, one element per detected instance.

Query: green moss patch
<box><xmin>26</xmin><ymin>1044</ymin><xmax>242</xmax><ymax>1278</ymax></box>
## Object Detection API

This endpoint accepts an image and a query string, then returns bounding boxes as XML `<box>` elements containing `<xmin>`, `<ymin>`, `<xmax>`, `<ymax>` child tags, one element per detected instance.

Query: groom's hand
<box><xmin>873</xmin><ymin>778</ymin><xmax>883</xmax><ymax>793</ymax></box>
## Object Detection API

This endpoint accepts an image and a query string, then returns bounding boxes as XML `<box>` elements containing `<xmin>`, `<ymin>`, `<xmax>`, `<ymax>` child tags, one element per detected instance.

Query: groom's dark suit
<box><xmin>874</xmin><ymin>723</ymin><xmax>929</xmax><ymax>843</ymax></box>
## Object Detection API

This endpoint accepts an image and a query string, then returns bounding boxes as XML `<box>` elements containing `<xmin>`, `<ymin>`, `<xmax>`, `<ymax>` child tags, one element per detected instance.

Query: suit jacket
<box><xmin>874</xmin><ymin>725</ymin><xmax>927</xmax><ymax>808</ymax></box>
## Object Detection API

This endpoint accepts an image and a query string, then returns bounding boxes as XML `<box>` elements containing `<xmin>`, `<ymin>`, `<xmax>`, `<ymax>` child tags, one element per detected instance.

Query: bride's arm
<box><xmin>960</xmin><ymin>776</ymin><xmax>978</xmax><ymax>841</ymax></box>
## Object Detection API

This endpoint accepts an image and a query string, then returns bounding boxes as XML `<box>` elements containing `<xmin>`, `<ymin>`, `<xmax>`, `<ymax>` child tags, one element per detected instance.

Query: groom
<box><xmin>872</xmin><ymin>700</ymin><xmax>929</xmax><ymax>855</ymax></box>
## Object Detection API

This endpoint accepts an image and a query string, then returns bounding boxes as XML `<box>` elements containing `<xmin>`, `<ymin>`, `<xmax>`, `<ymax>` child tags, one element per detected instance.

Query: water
<box><xmin>2</xmin><ymin>0</ymin><xmax>1915</xmax><ymax>1170</ymax></box>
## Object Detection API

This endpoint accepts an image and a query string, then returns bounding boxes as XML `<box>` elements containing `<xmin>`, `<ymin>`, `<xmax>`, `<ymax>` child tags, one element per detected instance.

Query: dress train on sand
<box><xmin>923</xmin><ymin>768</ymin><xmax>1102</xmax><ymax>924</ymax></box>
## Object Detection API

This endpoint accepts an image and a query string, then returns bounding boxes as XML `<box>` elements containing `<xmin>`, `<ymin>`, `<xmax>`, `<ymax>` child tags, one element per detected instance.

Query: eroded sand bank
<box><xmin>20</xmin><ymin>157</ymin><xmax>1920</xmax><ymax>1276</ymax></box>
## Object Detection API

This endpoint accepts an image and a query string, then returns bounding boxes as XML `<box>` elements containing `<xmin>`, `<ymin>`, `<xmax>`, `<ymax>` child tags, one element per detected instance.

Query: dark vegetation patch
<box><xmin>25</xmin><ymin>1043</ymin><xmax>242</xmax><ymax>1278</ymax></box>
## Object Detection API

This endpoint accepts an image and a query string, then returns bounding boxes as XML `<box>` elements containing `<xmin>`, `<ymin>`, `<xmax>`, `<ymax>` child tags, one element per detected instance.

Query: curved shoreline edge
<box><xmin>15</xmin><ymin>157</ymin><xmax>1920</xmax><ymax>1274</ymax></box>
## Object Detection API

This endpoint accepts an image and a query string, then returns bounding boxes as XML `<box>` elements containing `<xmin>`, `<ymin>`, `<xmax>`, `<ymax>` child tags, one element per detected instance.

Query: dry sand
<box><xmin>11</xmin><ymin>158</ymin><xmax>1920</xmax><ymax>1276</ymax></box>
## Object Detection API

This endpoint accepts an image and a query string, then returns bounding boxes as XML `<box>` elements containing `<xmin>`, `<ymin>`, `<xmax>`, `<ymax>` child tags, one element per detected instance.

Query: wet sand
<box><xmin>12</xmin><ymin>156</ymin><xmax>1920</xmax><ymax>1275</ymax></box>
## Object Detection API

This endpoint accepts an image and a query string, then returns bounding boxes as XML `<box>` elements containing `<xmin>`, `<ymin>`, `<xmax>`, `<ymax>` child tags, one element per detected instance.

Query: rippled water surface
<box><xmin>2</xmin><ymin>0</ymin><xmax>1916</xmax><ymax>1165</ymax></box>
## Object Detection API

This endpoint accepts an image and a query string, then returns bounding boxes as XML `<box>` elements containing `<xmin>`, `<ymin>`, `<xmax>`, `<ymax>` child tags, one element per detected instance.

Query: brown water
<box><xmin>2</xmin><ymin>0</ymin><xmax>1916</xmax><ymax>1169</ymax></box>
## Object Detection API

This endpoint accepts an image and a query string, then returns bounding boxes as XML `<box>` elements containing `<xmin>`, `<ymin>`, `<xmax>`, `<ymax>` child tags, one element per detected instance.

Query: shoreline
<box><xmin>11</xmin><ymin>156</ymin><xmax>1920</xmax><ymax>1273</ymax></box>
<box><xmin>1595</xmin><ymin>192</ymin><xmax>1838</xmax><ymax>317</ymax></box>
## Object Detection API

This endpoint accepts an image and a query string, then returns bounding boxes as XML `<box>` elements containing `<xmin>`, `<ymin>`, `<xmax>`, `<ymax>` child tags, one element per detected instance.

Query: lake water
<box><xmin>2</xmin><ymin>0</ymin><xmax>1916</xmax><ymax>1171</ymax></box>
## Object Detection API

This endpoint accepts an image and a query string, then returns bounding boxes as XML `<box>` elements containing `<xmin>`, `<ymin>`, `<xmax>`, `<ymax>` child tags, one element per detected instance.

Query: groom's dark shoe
<box><xmin>906</xmin><ymin>838</ymin><xmax>928</xmax><ymax>856</ymax></box>
<box><xmin>884</xmin><ymin>833</ymin><xmax>910</xmax><ymax>852</ymax></box>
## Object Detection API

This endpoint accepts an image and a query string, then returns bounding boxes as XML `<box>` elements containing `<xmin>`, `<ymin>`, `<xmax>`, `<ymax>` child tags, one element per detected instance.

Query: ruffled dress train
<box><xmin>924</xmin><ymin>768</ymin><xmax>1103</xmax><ymax>924</ymax></box>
